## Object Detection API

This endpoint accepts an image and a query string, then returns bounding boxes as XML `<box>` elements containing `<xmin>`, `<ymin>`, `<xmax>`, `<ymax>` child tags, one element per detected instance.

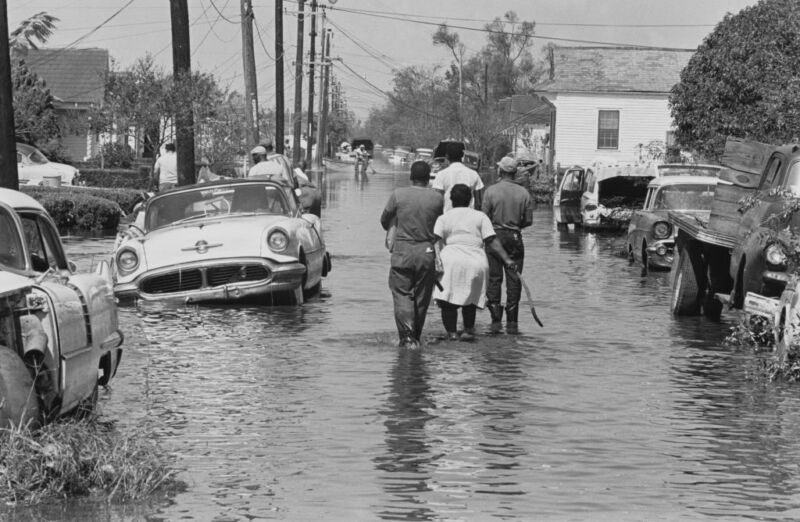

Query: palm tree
<box><xmin>10</xmin><ymin>12</ymin><xmax>58</xmax><ymax>50</ymax></box>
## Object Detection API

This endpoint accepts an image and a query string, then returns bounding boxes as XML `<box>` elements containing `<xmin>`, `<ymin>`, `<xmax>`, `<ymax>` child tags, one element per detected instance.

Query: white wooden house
<box><xmin>534</xmin><ymin>46</ymin><xmax>693</xmax><ymax>169</ymax></box>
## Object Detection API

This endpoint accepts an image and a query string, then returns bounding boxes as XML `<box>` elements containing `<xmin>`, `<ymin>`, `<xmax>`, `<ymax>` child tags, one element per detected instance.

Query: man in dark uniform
<box><xmin>483</xmin><ymin>156</ymin><xmax>534</xmax><ymax>334</ymax></box>
<box><xmin>380</xmin><ymin>161</ymin><xmax>444</xmax><ymax>349</ymax></box>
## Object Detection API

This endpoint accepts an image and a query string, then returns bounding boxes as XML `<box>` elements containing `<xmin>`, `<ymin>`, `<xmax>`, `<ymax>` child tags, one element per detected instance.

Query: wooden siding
<box><xmin>548</xmin><ymin>92</ymin><xmax>674</xmax><ymax>167</ymax></box>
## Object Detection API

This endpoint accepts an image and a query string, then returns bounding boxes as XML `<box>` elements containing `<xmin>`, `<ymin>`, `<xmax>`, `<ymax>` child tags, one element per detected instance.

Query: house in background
<box><xmin>20</xmin><ymin>48</ymin><xmax>109</xmax><ymax>161</ymax></box>
<box><xmin>533</xmin><ymin>46</ymin><xmax>693</xmax><ymax>170</ymax></box>
<box><xmin>497</xmin><ymin>94</ymin><xmax>552</xmax><ymax>161</ymax></box>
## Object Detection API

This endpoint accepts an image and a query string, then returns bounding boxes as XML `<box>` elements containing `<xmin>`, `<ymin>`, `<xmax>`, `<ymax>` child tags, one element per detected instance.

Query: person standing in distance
<box><xmin>432</xmin><ymin>142</ymin><xmax>485</xmax><ymax>212</ymax></box>
<box><xmin>483</xmin><ymin>156</ymin><xmax>534</xmax><ymax>334</ymax></box>
<box><xmin>380</xmin><ymin>160</ymin><xmax>444</xmax><ymax>349</ymax></box>
<box><xmin>153</xmin><ymin>142</ymin><xmax>178</xmax><ymax>192</ymax></box>
<box><xmin>247</xmin><ymin>144</ymin><xmax>284</xmax><ymax>179</ymax></box>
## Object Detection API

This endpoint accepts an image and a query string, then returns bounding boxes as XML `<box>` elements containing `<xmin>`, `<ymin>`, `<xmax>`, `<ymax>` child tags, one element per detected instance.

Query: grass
<box><xmin>0</xmin><ymin>414</ymin><xmax>181</xmax><ymax>506</ymax></box>
<box><xmin>725</xmin><ymin>314</ymin><xmax>800</xmax><ymax>382</ymax></box>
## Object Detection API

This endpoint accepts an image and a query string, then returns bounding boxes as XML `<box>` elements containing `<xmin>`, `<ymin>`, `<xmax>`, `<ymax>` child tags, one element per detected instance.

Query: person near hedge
<box><xmin>380</xmin><ymin>160</ymin><xmax>443</xmax><ymax>349</ymax></box>
<box><xmin>482</xmin><ymin>156</ymin><xmax>533</xmax><ymax>334</ymax></box>
<box><xmin>433</xmin><ymin>183</ymin><xmax>515</xmax><ymax>341</ymax></box>
<box><xmin>153</xmin><ymin>142</ymin><xmax>178</xmax><ymax>192</ymax></box>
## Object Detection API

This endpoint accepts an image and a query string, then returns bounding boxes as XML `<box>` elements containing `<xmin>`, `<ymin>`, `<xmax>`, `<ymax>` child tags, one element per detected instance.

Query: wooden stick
<box><xmin>509</xmin><ymin>270</ymin><xmax>543</xmax><ymax>327</ymax></box>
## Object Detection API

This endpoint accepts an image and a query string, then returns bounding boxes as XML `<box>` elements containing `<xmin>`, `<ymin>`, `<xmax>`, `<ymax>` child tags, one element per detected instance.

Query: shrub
<box><xmin>93</xmin><ymin>142</ymin><xmax>135</xmax><ymax>169</ymax></box>
<box><xmin>30</xmin><ymin>190</ymin><xmax>122</xmax><ymax>231</ymax></box>
<box><xmin>21</xmin><ymin>185</ymin><xmax>145</xmax><ymax>215</ymax></box>
<box><xmin>76</xmin><ymin>167</ymin><xmax>151</xmax><ymax>190</ymax></box>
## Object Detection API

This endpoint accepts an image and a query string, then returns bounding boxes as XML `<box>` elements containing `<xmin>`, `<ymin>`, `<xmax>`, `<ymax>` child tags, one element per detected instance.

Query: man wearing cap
<box><xmin>247</xmin><ymin>143</ymin><xmax>284</xmax><ymax>179</ymax></box>
<box><xmin>482</xmin><ymin>156</ymin><xmax>534</xmax><ymax>334</ymax></box>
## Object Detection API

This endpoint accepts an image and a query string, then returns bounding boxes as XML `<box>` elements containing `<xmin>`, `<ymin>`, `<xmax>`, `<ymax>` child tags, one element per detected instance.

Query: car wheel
<box><xmin>670</xmin><ymin>243</ymin><xmax>702</xmax><ymax>316</ymax></box>
<box><xmin>641</xmin><ymin>243</ymin><xmax>648</xmax><ymax>270</ymax></box>
<box><xmin>0</xmin><ymin>346</ymin><xmax>41</xmax><ymax>429</ymax></box>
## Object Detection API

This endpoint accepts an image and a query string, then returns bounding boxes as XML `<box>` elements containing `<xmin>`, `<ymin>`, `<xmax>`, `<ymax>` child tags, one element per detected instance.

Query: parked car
<box><xmin>656</xmin><ymin>164</ymin><xmax>722</xmax><ymax>177</ymax></box>
<box><xmin>0</xmin><ymin>188</ymin><xmax>123</xmax><ymax>428</ymax></box>
<box><xmin>626</xmin><ymin>175</ymin><xmax>722</xmax><ymax>270</ymax></box>
<box><xmin>16</xmin><ymin>142</ymin><xmax>79</xmax><ymax>186</ymax></box>
<box><xmin>554</xmin><ymin>163</ymin><xmax>657</xmax><ymax>230</ymax></box>
<box><xmin>429</xmin><ymin>140</ymin><xmax>480</xmax><ymax>175</ymax></box>
<box><xmin>112</xmin><ymin>179</ymin><xmax>331</xmax><ymax>304</ymax></box>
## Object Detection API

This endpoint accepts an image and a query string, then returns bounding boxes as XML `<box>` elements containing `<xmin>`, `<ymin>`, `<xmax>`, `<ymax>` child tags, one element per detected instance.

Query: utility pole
<box><xmin>292</xmin><ymin>0</ymin><xmax>305</xmax><ymax>167</ymax></box>
<box><xmin>241</xmin><ymin>0</ymin><xmax>259</xmax><ymax>155</ymax></box>
<box><xmin>304</xmin><ymin>0</ymin><xmax>317</xmax><ymax>167</ymax></box>
<box><xmin>274</xmin><ymin>0</ymin><xmax>284</xmax><ymax>153</ymax></box>
<box><xmin>0</xmin><ymin>0</ymin><xmax>18</xmax><ymax>190</ymax></box>
<box><xmin>315</xmin><ymin>28</ymin><xmax>331</xmax><ymax>171</ymax></box>
<box><xmin>170</xmin><ymin>0</ymin><xmax>195</xmax><ymax>185</ymax></box>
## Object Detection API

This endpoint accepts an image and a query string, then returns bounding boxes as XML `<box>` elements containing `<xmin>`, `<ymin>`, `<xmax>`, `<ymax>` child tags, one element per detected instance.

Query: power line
<box><xmin>327</xmin><ymin>6</ymin><xmax>695</xmax><ymax>51</ymax></box>
<box><xmin>208</xmin><ymin>0</ymin><xmax>239</xmax><ymax>24</ymax></box>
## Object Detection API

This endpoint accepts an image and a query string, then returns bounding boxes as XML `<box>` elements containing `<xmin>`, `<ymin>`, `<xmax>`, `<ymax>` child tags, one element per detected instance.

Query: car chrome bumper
<box><xmin>646</xmin><ymin>240</ymin><xmax>674</xmax><ymax>268</ymax></box>
<box><xmin>115</xmin><ymin>257</ymin><xmax>306</xmax><ymax>302</ymax></box>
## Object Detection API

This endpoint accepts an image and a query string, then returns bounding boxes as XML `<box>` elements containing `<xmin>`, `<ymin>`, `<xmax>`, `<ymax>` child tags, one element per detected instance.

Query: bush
<box><xmin>93</xmin><ymin>142</ymin><xmax>135</xmax><ymax>169</ymax></box>
<box><xmin>21</xmin><ymin>185</ymin><xmax>145</xmax><ymax>215</ymax></box>
<box><xmin>76</xmin><ymin>167</ymin><xmax>151</xmax><ymax>190</ymax></box>
<box><xmin>29</xmin><ymin>190</ymin><xmax>122</xmax><ymax>231</ymax></box>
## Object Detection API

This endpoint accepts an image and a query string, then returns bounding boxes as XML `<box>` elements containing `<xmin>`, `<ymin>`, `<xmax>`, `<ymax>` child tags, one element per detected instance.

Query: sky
<box><xmin>8</xmin><ymin>0</ymin><xmax>761</xmax><ymax>121</ymax></box>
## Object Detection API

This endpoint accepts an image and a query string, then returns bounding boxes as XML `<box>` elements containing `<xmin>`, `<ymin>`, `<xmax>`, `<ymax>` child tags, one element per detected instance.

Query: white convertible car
<box><xmin>112</xmin><ymin>179</ymin><xmax>331</xmax><ymax>304</ymax></box>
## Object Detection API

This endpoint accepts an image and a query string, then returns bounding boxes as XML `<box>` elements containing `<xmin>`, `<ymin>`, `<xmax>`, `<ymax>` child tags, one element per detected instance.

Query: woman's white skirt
<box><xmin>433</xmin><ymin>244</ymin><xmax>488</xmax><ymax>307</ymax></box>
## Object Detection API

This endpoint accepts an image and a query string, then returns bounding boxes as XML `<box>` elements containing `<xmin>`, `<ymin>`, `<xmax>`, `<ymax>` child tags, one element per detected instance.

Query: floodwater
<box><xmin>10</xmin><ymin>161</ymin><xmax>800</xmax><ymax>521</ymax></box>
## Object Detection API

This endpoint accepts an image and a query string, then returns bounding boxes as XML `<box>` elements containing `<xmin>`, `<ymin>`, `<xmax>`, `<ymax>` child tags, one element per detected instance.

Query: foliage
<box><xmin>21</xmin><ymin>185</ymin><xmax>145</xmax><ymax>215</ymax></box>
<box><xmin>28</xmin><ymin>190</ymin><xmax>122</xmax><ymax>231</ymax></box>
<box><xmin>0</xmin><ymin>418</ymin><xmax>179</xmax><ymax>505</ymax></box>
<box><xmin>12</xmin><ymin>60</ymin><xmax>60</xmax><ymax>147</ymax></box>
<box><xmin>94</xmin><ymin>142</ymin><xmax>135</xmax><ymax>169</ymax></box>
<box><xmin>9</xmin><ymin>12</ymin><xmax>58</xmax><ymax>51</ymax></box>
<box><xmin>74</xmin><ymin>168</ymin><xmax>151</xmax><ymax>190</ymax></box>
<box><xmin>670</xmin><ymin>0</ymin><xmax>800</xmax><ymax>161</ymax></box>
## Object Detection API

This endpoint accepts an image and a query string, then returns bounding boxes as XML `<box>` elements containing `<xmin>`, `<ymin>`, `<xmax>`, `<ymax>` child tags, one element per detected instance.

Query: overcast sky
<box><xmin>9</xmin><ymin>0</ymin><xmax>759</xmax><ymax>120</ymax></box>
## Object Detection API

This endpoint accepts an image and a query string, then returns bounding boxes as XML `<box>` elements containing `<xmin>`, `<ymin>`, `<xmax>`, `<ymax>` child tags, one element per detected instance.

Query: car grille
<box><xmin>140</xmin><ymin>264</ymin><xmax>271</xmax><ymax>294</ymax></box>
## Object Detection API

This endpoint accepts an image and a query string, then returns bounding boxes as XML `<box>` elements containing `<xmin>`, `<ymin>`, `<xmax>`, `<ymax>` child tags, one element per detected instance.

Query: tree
<box><xmin>9</xmin><ymin>12</ymin><xmax>58</xmax><ymax>51</ymax></box>
<box><xmin>433</xmin><ymin>24</ymin><xmax>466</xmax><ymax>111</ymax></box>
<box><xmin>12</xmin><ymin>61</ymin><xmax>58</xmax><ymax>145</ymax></box>
<box><xmin>670</xmin><ymin>0</ymin><xmax>800</xmax><ymax>160</ymax></box>
<box><xmin>481</xmin><ymin>11</ymin><xmax>537</xmax><ymax>99</ymax></box>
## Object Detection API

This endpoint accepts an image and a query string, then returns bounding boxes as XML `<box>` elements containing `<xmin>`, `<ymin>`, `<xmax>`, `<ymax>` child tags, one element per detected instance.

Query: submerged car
<box><xmin>0</xmin><ymin>188</ymin><xmax>123</xmax><ymax>428</ymax></box>
<box><xmin>17</xmin><ymin>142</ymin><xmax>79</xmax><ymax>186</ymax></box>
<box><xmin>626</xmin><ymin>175</ymin><xmax>722</xmax><ymax>270</ymax></box>
<box><xmin>554</xmin><ymin>163</ymin><xmax>656</xmax><ymax>230</ymax></box>
<box><xmin>112</xmin><ymin>179</ymin><xmax>331</xmax><ymax>304</ymax></box>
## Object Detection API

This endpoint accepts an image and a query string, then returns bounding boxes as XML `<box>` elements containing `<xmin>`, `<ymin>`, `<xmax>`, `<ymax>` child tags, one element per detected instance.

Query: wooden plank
<box><xmin>720</xmin><ymin>136</ymin><xmax>773</xmax><ymax>176</ymax></box>
<box><xmin>668</xmin><ymin>210</ymin><xmax>739</xmax><ymax>249</ymax></box>
<box><xmin>707</xmin><ymin>184</ymin><xmax>754</xmax><ymax>237</ymax></box>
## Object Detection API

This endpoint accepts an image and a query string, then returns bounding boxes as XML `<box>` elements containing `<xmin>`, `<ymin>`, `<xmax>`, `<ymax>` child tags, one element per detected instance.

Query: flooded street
<box><xmin>14</xmin><ymin>161</ymin><xmax>800</xmax><ymax>521</ymax></box>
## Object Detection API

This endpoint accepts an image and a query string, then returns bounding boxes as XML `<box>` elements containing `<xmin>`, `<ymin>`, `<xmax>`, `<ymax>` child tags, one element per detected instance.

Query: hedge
<box><xmin>21</xmin><ymin>185</ymin><xmax>145</xmax><ymax>215</ymax></box>
<box><xmin>75</xmin><ymin>167</ymin><xmax>151</xmax><ymax>190</ymax></box>
<box><xmin>30</xmin><ymin>190</ymin><xmax>122</xmax><ymax>232</ymax></box>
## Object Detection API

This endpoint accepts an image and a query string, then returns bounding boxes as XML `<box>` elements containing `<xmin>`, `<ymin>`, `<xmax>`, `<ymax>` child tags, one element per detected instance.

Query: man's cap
<box><xmin>497</xmin><ymin>156</ymin><xmax>518</xmax><ymax>173</ymax></box>
<box><xmin>251</xmin><ymin>145</ymin><xmax>267</xmax><ymax>155</ymax></box>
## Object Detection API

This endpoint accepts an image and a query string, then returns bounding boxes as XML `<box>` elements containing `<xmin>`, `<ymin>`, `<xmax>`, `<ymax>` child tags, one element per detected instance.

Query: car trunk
<box><xmin>597</xmin><ymin>176</ymin><xmax>653</xmax><ymax>227</ymax></box>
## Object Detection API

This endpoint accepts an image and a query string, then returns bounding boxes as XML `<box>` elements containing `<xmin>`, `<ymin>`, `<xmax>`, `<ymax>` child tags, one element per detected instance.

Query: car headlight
<box><xmin>116</xmin><ymin>248</ymin><xmax>139</xmax><ymax>273</ymax></box>
<box><xmin>268</xmin><ymin>229</ymin><xmax>289</xmax><ymax>252</ymax></box>
<box><xmin>765</xmin><ymin>243</ymin><xmax>788</xmax><ymax>267</ymax></box>
<box><xmin>656</xmin><ymin>245</ymin><xmax>668</xmax><ymax>256</ymax></box>
<box><xmin>653</xmin><ymin>221</ymin><xmax>671</xmax><ymax>239</ymax></box>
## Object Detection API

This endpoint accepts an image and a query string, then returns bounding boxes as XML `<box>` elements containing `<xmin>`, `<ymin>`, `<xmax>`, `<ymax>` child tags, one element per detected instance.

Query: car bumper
<box><xmin>646</xmin><ymin>240</ymin><xmax>674</xmax><ymax>269</ymax></box>
<box><xmin>114</xmin><ymin>257</ymin><xmax>306</xmax><ymax>302</ymax></box>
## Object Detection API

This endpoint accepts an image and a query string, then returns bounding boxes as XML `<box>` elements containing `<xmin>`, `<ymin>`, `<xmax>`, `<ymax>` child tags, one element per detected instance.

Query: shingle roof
<box><xmin>20</xmin><ymin>48</ymin><xmax>109</xmax><ymax>105</ymax></box>
<box><xmin>535</xmin><ymin>46</ymin><xmax>693</xmax><ymax>94</ymax></box>
<box><xmin>498</xmin><ymin>95</ymin><xmax>551</xmax><ymax>126</ymax></box>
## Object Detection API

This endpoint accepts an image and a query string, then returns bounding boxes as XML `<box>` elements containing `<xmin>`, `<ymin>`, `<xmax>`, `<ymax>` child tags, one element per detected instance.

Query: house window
<box><xmin>597</xmin><ymin>110</ymin><xmax>619</xmax><ymax>149</ymax></box>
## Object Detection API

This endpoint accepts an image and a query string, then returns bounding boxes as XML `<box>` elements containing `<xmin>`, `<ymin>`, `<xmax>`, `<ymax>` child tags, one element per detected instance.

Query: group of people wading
<box><xmin>380</xmin><ymin>142</ymin><xmax>533</xmax><ymax>349</ymax></box>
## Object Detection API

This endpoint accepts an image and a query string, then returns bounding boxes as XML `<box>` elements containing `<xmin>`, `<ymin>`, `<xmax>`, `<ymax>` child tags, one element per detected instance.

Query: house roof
<box><xmin>535</xmin><ymin>46</ymin><xmax>694</xmax><ymax>94</ymax></box>
<box><xmin>19</xmin><ymin>48</ymin><xmax>109</xmax><ymax>105</ymax></box>
<box><xmin>498</xmin><ymin>94</ymin><xmax>552</xmax><ymax>126</ymax></box>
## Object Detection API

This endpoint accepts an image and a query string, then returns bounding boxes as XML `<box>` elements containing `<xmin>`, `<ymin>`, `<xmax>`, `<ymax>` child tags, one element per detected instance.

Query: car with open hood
<box><xmin>111</xmin><ymin>179</ymin><xmax>331</xmax><ymax>304</ymax></box>
<box><xmin>0</xmin><ymin>188</ymin><xmax>123</xmax><ymax>428</ymax></box>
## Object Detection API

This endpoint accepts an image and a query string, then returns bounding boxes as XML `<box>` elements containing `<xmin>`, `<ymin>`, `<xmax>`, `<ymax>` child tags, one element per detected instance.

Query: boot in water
<box><xmin>488</xmin><ymin>303</ymin><xmax>504</xmax><ymax>334</ymax></box>
<box><xmin>506</xmin><ymin>303</ymin><xmax>519</xmax><ymax>335</ymax></box>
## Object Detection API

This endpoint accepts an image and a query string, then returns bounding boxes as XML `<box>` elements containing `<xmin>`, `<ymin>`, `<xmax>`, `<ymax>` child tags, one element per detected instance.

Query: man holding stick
<box><xmin>482</xmin><ymin>156</ymin><xmax>534</xmax><ymax>334</ymax></box>
<box><xmin>380</xmin><ymin>161</ymin><xmax>444</xmax><ymax>349</ymax></box>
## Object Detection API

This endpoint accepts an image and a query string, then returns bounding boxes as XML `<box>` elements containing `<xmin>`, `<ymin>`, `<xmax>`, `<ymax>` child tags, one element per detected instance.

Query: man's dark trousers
<box><xmin>389</xmin><ymin>241</ymin><xmax>437</xmax><ymax>342</ymax></box>
<box><xmin>486</xmin><ymin>229</ymin><xmax>524</xmax><ymax>308</ymax></box>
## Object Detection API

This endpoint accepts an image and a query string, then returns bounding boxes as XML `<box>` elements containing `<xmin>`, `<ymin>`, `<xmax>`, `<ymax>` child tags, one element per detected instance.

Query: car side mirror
<box><xmin>294</xmin><ymin>188</ymin><xmax>302</xmax><ymax>197</ymax></box>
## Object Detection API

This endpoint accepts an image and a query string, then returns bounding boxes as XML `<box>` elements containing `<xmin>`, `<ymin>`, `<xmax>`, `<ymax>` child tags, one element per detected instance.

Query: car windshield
<box><xmin>18</xmin><ymin>144</ymin><xmax>48</xmax><ymax>164</ymax></box>
<box><xmin>145</xmin><ymin>183</ymin><xmax>290</xmax><ymax>230</ymax></box>
<box><xmin>0</xmin><ymin>207</ymin><xmax>26</xmax><ymax>271</ymax></box>
<box><xmin>652</xmin><ymin>184</ymin><xmax>716</xmax><ymax>210</ymax></box>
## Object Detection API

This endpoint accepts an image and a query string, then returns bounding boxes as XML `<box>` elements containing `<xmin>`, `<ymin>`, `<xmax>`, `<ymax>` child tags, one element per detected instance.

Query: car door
<box><xmin>556</xmin><ymin>167</ymin><xmax>585</xmax><ymax>224</ymax></box>
<box><xmin>628</xmin><ymin>186</ymin><xmax>656</xmax><ymax>256</ymax></box>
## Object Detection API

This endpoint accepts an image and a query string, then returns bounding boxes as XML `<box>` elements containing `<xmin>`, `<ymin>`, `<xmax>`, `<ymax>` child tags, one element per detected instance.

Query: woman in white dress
<box><xmin>433</xmin><ymin>184</ymin><xmax>516</xmax><ymax>341</ymax></box>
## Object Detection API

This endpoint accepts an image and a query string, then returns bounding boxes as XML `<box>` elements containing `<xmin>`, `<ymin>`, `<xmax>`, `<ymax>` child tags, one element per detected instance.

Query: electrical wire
<box><xmin>208</xmin><ymin>0</ymin><xmax>240</xmax><ymax>24</ymax></box>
